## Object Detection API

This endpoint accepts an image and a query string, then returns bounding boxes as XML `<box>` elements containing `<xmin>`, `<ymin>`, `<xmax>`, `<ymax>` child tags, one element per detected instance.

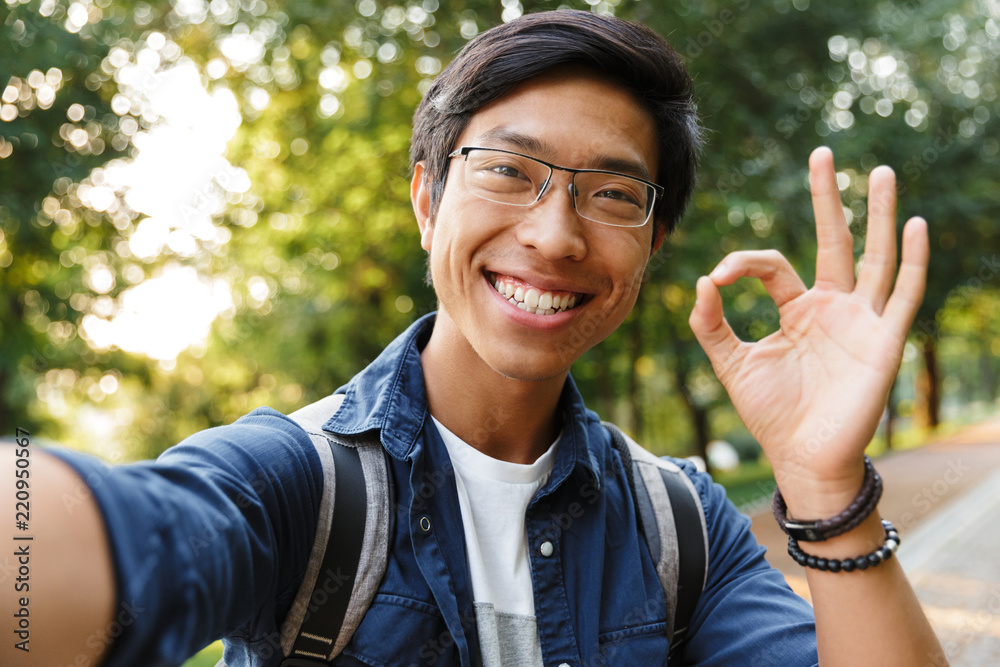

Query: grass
<box><xmin>182</xmin><ymin>641</ymin><xmax>224</xmax><ymax>667</ymax></box>
<box><xmin>713</xmin><ymin>458</ymin><xmax>777</xmax><ymax>512</ymax></box>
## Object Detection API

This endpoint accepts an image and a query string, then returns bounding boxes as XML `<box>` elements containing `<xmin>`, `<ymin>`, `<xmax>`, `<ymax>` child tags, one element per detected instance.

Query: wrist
<box><xmin>774</xmin><ymin>455</ymin><xmax>882</xmax><ymax>542</ymax></box>
<box><xmin>772</xmin><ymin>455</ymin><xmax>868</xmax><ymax>520</ymax></box>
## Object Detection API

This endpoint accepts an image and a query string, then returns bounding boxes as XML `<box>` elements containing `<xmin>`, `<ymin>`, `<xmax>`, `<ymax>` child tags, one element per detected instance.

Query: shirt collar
<box><xmin>324</xmin><ymin>312</ymin><xmax>603</xmax><ymax>487</ymax></box>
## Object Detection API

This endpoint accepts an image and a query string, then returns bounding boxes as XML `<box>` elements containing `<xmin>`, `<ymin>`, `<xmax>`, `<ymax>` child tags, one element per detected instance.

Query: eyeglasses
<box><xmin>447</xmin><ymin>146</ymin><xmax>663</xmax><ymax>228</ymax></box>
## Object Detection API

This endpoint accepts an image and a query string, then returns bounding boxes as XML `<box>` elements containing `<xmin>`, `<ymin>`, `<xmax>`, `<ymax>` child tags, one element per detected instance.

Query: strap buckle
<box><xmin>783</xmin><ymin>520</ymin><xmax>824</xmax><ymax>543</ymax></box>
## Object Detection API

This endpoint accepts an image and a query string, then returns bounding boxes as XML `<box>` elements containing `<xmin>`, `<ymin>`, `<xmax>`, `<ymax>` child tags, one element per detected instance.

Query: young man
<box><xmin>2</xmin><ymin>10</ymin><xmax>943</xmax><ymax>667</ymax></box>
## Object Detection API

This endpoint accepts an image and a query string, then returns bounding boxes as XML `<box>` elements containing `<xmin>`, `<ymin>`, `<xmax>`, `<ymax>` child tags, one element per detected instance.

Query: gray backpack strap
<box><xmin>276</xmin><ymin>393</ymin><xmax>391</xmax><ymax>665</ymax></box>
<box><xmin>604</xmin><ymin>423</ymin><xmax>708</xmax><ymax>663</ymax></box>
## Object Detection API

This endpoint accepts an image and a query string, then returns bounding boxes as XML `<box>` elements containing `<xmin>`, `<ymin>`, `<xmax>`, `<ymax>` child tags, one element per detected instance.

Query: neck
<box><xmin>420</xmin><ymin>315</ymin><xmax>567</xmax><ymax>465</ymax></box>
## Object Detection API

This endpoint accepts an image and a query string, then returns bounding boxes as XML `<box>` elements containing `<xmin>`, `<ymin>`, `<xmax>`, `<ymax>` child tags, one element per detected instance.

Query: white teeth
<box><xmin>490</xmin><ymin>274</ymin><xmax>583</xmax><ymax>316</ymax></box>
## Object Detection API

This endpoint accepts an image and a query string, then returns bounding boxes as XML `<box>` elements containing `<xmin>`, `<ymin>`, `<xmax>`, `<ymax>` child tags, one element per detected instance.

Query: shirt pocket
<box><xmin>334</xmin><ymin>593</ymin><xmax>461</xmax><ymax>667</ymax></box>
<box><xmin>596</xmin><ymin>621</ymin><xmax>669</xmax><ymax>666</ymax></box>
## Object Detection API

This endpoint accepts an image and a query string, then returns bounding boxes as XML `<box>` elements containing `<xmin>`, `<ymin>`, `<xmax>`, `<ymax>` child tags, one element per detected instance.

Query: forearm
<box><xmin>804</xmin><ymin>513</ymin><xmax>944</xmax><ymax>665</ymax></box>
<box><xmin>1</xmin><ymin>445</ymin><xmax>116</xmax><ymax>666</ymax></box>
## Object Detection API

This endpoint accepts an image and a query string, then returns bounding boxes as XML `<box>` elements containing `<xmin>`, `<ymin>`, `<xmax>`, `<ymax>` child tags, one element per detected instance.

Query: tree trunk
<box><xmin>689</xmin><ymin>400</ymin><xmax>711</xmax><ymax>472</ymax></box>
<box><xmin>675</xmin><ymin>365</ymin><xmax>712</xmax><ymax>476</ymax></box>
<box><xmin>593</xmin><ymin>344</ymin><xmax>614</xmax><ymax>422</ymax></box>
<box><xmin>915</xmin><ymin>336</ymin><xmax>941</xmax><ymax>429</ymax></box>
<box><xmin>627</xmin><ymin>317</ymin><xmax>643</xmax><ymax>437</ymax></box>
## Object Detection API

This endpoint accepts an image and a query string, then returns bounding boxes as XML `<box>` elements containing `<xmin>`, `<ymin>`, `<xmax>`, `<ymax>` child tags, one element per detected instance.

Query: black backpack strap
<box><xmin>273</xmin><ymin>394</ymin><xmax>391</xmax><ymax>666</ymax></box>
<box><xmin>658</xmin><ymin>461</ymin><xmax>707</xmax><ymax>654</ymax></box>
<box><xmin>604</xmin><ymin>422</ymin><xmax>708</xmax><ymax>664</ymax></box>
<box><xmin>282</xmin><ymin>441</ymin><xmax>367</xmax><ymax>665</ymax></box>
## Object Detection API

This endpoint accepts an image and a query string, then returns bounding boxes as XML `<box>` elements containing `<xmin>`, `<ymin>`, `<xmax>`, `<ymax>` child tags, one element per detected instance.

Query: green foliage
<box><xmin>1</xmin><ymin>0</ymin><xmax>132</xmax><ymax>437</ymax></box>
<box><xmin>938</xmin><ymin>287</ymin><xmax>1000</xmax><ymax>409</ymax></box>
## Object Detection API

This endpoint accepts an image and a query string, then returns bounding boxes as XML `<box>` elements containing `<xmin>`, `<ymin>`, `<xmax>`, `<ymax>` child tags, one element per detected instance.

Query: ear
<box><xmin>651</xmin><ymin>222</ymin><xmax>667</xmax><ymax>256</ymax></box>
<box><xmin>411</xmin><ymin>162</ymin><xmax>434</xmax><ymax>252</ymax></box>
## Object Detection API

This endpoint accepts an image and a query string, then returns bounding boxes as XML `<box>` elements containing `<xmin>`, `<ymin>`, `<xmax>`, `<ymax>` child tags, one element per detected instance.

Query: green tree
<box><xmin>1</xmin><ymin>1</ymin><xmax>132</xmax><ymax>436</ymax></box>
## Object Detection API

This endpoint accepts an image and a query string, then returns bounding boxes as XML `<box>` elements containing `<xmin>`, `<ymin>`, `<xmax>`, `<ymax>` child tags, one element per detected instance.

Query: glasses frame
<box><xmin>447</xmin><ymin>146</ymin><xmax>664</xmax><ymax>228</ymax></box>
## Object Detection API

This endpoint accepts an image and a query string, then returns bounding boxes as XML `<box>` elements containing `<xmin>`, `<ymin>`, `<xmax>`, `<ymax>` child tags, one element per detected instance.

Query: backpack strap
<box><xmin>276</xmin><ymin>393</ymin><xmax>391</xmax><ymax>666</ymax></box>
<box><xmin>604</xmin><ymin>422</ymin><xmax>708</xmax><ymax>663</ymax></box>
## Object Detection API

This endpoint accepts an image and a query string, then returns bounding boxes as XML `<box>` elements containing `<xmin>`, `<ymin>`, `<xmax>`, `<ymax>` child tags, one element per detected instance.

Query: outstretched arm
<box><xmin>689</xmin><ymin>146</ymin><xmax>945</xmax><ymax>665</ymax></box>
<box><xmin>1</xmin><ymin>409</ymin><xmax>324</xmax><ymax>666</ymax></box>
<box><xmin>1</xmin><ymin>444</ymin><xmax>116</xmax><ymax>666</ymax></box>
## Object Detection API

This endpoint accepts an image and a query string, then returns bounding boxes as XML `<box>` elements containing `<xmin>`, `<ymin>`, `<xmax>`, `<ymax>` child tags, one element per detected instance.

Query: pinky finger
<box><xmin>882</xmin><ymin>217</ymin><xmax>930</xmax><ymax>337</ymax></box>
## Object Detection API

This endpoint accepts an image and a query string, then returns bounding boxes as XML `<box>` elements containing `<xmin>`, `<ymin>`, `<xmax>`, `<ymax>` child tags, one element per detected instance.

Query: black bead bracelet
<box><xmin>787</xmin><ymin>519</ymin><xmax>900</xmax><ymax>572</ymax></box>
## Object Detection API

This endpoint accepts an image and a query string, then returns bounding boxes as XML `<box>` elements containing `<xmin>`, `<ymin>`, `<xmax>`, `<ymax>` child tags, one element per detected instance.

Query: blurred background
<box><xmin>2</xmin><ymin>0</ymin><xmax>999</xmax><ymax>495</ymax></box>
<box><xmin>2</xmin><ymin>0</ymin><xmax>999</xmax><ymax>663</ymax></box>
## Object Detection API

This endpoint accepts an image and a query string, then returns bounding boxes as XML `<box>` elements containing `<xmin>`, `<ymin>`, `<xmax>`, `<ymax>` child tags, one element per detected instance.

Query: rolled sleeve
<box><xmin>49</xmin><ymin>408</ymin><xmax>322</xmax><ymax>667</ymax></box>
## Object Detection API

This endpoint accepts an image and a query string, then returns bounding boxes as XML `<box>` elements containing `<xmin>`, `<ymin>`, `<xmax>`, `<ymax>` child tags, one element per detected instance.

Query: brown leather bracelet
<box><xmin>772</xmin><ymin>455</ymin><xmax>883</xmax><ymax>542</ymax></box>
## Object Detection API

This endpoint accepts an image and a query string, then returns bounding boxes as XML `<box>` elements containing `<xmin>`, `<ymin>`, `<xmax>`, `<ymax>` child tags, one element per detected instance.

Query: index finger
<box><xmin>809</xmin><ymin>147</ymin><xmax>855</xmax><ymax>292</ymax></box>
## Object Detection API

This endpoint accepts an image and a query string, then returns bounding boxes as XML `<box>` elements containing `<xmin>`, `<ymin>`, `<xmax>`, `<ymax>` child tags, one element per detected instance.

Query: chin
<box><xmin>495</xmin><ymin>366</ymin><xmax>569</xmax><ymax>383</ymax></box>
<box><xmin>482</xmin><ymin>350</ymin><xmax>573</xmax><ymax>384</ymax></box>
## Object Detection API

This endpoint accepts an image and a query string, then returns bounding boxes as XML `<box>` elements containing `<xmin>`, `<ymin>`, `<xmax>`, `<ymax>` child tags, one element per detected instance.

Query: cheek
<box><xmin>624</xmin><ymin>255</ymin><xmax>649</xmax><ymax>288</ymax></box>
<box><xmin>603</xmin><ymin>235</ymin><xmax>652</xmax><ymax>290</ymax></box>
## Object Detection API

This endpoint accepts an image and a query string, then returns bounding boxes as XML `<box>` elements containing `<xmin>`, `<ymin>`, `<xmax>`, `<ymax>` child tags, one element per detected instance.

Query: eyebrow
<box><xmin>475</xmin><ymin>127</ymin><xmax>654</xmax><ymax>182</ymax></box>
<box><xmin>477</xmin><ymin>128</ymin><xmax>546</xmax><ymax>156</ymax></box>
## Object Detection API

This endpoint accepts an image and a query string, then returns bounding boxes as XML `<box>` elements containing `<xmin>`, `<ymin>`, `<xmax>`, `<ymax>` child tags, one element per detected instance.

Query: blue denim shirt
<box><xmin>54</xmin><ymin>314</ymin><xmax>817</xmax><ymax>667</ymax></box>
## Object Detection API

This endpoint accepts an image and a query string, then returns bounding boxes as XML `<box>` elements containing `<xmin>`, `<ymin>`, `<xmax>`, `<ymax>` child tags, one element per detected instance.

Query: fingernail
<box><xmin>710</xmin><ymin>263</ymin><xmax>727</xmax><ymax>279</ymax></box>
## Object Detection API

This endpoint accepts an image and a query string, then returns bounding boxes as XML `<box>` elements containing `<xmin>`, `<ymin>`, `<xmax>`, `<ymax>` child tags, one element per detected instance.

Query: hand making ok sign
<box><xmin>688</xmin><ymin>146</ymin><xmax>929</xmax><ymax>518</ymax></box>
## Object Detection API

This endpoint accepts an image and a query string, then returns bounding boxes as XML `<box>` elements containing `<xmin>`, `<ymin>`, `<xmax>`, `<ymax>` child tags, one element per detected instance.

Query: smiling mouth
<box><xmin>486</xmin><ymin>271</ymin><xmax>588</xmax><ymax>316</ymax></box>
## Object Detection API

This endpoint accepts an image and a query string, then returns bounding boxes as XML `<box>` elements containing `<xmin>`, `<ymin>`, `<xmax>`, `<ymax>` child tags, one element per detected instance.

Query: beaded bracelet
<box><xmin>787</xmin><ymin>519</ymin><xmax>900</xmax><ymax>572</ymax></box>
<box><xmin>773</xmin><ymin>455</ymin><xmax>883</xmax><ymax>542</ymax></box>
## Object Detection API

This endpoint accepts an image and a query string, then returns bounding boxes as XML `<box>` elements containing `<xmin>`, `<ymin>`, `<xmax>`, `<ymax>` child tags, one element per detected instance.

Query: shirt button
<box><xmin>540</xmin><ymin>541</ymin><xmax>554</xmax><ymax>557</ymax></box>
<box><xmin>558</xmin><ymin>663</ymin><xmax>571</xmax><ymax>667</ymax></box>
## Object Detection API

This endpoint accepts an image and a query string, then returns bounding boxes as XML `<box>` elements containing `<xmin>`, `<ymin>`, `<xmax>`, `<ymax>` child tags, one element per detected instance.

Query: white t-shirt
<box><xmin>432</xmin><ymin>417</ymin><xmax>558</xmax><ymax>666</ymax></box>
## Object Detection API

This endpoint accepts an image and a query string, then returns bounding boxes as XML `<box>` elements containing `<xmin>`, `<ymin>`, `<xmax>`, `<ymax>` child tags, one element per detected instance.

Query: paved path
<box><xmin>748</xmin><ymin>415</ymin><xmax>1000</xmax><ymax>666</ymax></box>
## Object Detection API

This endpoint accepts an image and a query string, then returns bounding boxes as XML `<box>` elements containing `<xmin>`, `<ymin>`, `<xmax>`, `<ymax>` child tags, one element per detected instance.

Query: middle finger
<box><xmin>809</xmin><ymin>147</ymin><xmax>855</xmax><ymax>292</ymax></box>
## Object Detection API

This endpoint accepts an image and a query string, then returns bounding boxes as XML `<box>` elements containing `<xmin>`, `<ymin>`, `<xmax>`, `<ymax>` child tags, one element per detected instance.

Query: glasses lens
<box><xmin>462</xmin><ymin>150</ymin><xmax>549</xmax><ymax>206</ymax></box>
<box><xmin>573</xmin><ymin>172</ymin><xmax>653</xmax><ymax>228</ymax></box>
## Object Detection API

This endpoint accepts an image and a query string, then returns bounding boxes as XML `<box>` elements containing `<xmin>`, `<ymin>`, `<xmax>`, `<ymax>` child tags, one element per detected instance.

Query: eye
<box><xmin>466</xmin><ymin>152</ymin><xmax>539</xmax><ymax>196</ymax></box>
<box><xmin>594</xmin><ymin>186</ymin><xmax>642</xmax><ymax>208</ymax></box>
<box><xmin>487</xmin><ymin>163</ymin><xmax>528</xmax><ymax>180</ymax></box>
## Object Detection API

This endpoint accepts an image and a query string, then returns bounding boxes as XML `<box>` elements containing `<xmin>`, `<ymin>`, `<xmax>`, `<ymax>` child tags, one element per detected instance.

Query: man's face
<box><xmin>412</xmin><ymin>67</ymin><xmax>659</xmax><ymax>383</ymax></box>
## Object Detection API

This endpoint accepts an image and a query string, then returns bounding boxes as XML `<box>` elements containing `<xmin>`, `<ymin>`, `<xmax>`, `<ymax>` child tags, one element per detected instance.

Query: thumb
<box><xmin>689</xmin><ymin>276</ymin><xmax>742</xmax><ymax>380</ymax></box>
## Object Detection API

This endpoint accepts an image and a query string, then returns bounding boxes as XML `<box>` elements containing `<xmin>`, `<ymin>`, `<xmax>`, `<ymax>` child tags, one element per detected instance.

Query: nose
<box><xmin>514</xmin><ymin>174</ymin><xmax>588</xmax><ymax>261</ymax></box>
